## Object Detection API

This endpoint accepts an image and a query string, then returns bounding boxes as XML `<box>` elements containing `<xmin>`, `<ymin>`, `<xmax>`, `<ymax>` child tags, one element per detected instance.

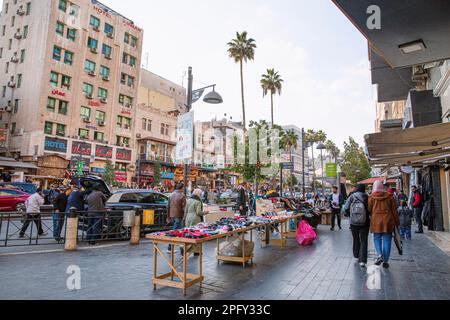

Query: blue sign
<box><xmin>161</xmin><ymin>172</ymin><xmax>174</xmax><ymax>180</ymax></box>
<box><xmin>44</xmin><ymin>137</ymin><xmax>67</xmax><ymax>153</ymax></box>
<box><xmin>92</xmin><ymin>167</ymin><xmax>106</xmax><ymax>174</ymax></box>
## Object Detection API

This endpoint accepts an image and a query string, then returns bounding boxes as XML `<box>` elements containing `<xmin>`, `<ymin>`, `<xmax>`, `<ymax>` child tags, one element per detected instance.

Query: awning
<box><xmin>0</xmin><ymin>160</ymin><xmax>38</xmax><ymax>169</ymax></box>
<box><xmin>364</xmin><ymin>122</ymin><xmax>450</xmax><ymax>166</ymax></box>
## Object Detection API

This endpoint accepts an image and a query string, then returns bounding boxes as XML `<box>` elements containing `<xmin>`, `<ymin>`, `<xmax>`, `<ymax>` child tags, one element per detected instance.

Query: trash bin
<box><xmin>123</xmin><ymin>210</ymin><xmax>135</xmax><ymax>227</ymax></box>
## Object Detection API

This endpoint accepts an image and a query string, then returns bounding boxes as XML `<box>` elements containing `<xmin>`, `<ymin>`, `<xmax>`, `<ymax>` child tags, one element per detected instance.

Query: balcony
<box><xmin>139</xmin><ymin>154</ymin><xmax>175</xmax><ymax>164</ymax></box>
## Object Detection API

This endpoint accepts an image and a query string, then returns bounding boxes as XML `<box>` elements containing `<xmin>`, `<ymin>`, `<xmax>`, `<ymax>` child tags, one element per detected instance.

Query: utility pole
<box><xmin>183</xmin><ymin>67</ymin><xmax>193</xmax><ymax>195</ymax></box>
<box><xmin>302</xmin><ymin>128</ymin><xmax>305</xmax><ymax>196</ymax></box>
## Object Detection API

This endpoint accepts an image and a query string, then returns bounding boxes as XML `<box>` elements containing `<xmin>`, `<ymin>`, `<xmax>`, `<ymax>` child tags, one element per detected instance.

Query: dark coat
<box><xmin>52</xmin><ymin>192</ymin><xmax>68</xmax><ymax>213</ymax></box>
<box><xmin>167</xmin><ymin>190</ymin><xmax>186</xmax><ymax>219</ymax></box>
<box><xmin>86</xmin><ymin>190</ymin><xmax>106</xmax><ymax>212</ymax></box>
<box><xmin>398</xmin><ymin>206</ymin><xmax>412</xmax><ymax>227</ymax></box>
<box><xmin>237</xmin><ymin>188</ymin><xmax>247</xmax><ymax>207</ymax></box>
<box><xmin>66</xmin><ymin>190</ymin><xmax>85</xmax><ymax>212</ymax></box>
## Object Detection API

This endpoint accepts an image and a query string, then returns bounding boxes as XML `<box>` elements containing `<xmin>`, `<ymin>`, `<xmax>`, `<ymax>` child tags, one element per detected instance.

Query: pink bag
<box><xmin>296</xmin><ymin>220</ymin><xmax>317</xmax><ymax>246</ymax></box>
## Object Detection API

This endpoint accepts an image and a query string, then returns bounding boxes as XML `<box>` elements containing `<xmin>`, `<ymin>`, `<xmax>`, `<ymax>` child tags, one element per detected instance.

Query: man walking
<box><xmin>328</xmin><ymin>186</ymin><xmax>344</xmax><ymax>231</ymax></box>
<box><xmin>166</xmin><ymin>183</ymin><xmax>186</xmax><ymax>253</ymax></box>
<box><xmin>20</xmin><ymin>188</ymin><xmax>46</xmax><ymax>238</ymax></box>
<box><xmin>410</xmin><ymin>185</ymin><xmax>424</xmax><ymax>234</ymax></box>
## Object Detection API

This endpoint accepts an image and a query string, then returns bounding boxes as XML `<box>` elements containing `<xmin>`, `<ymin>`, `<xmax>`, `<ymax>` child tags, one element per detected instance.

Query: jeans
<box><xmin>168</xmin><ymin>218</ymin><xmax>183</xmax><ymax>251</ymax></box>
<box><xmin>351</xmin><ymin>226</ymin><xmax>369</xmax><ymax>264</ymax></box>
<box><xmin>331</xmin><ymin>208</ymin><xmax>341</xmax><ymax>229</ymax></box>
<box><xmin>413</xmin><ymin>206</ymin><xmax>423</xmax><ymax>232</ymax></box>
<box><xmin>400</xmin><ymin>226</ymin><xmax>411</xmax><ymax>239</ymax></box>
<box><xmin>86</xmin><ymin>215</ymin><xmax>102</xmax><ymax>243</ymax></box>
<box><xmin>52</xmin><ymin>212</ymin><xmax>65</xmax><ymax>239</ymax></box>
<box><xmin>373</xmin><ymin>233</ymin><xmax>392</xmax><ymax>263</ymax></box>
<box><xmin>20</xmin><ymin>213</ymin><xmax>44</xmax><ymax>236</ymax></box>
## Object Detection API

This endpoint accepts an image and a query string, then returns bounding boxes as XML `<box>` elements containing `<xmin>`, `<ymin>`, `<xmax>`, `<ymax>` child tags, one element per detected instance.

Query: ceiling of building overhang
<box><xmin>333</xmin><ymin>0</ymin><xmax>450</xmax><ymax>68</ymax></box>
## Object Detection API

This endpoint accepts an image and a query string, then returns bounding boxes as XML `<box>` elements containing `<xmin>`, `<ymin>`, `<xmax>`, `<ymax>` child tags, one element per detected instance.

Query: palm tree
<box><xmin>325</xmin><ymin>139</ymin><xmax>340</xmax><ymax>162</ymax></box>
<box><xmin>282</xmin><ymin>129</ymin><xmax>299</xmax><ymax>163</ymax></box>
<box><xmin>227</xmin><ymin>31</ymin><xmax>257</xmax><ymax>130</ymax></box>
<box><xmin>261</xmin><ymin>68</ymin><xmax>283</xmax><ymax>125</ymax></box>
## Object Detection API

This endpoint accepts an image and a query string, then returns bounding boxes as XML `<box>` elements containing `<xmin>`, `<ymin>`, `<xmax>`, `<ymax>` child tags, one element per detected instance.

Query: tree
<box><xmin>287</xmin><ymin>175</ymin><xmax>298</xmax><ymax>188</ymax></box>
<box><xmin>103</xmin><ymin>160</ymin><xmax>115</xmax><ymax>187</ymax></box>
<box><xmin>261</xmin><ymin>68</ymin><xmax>283</xmax><ymax>125</ymax></box>
<box><xmin>227</xmin><ymin>31</ymin><xmax>257</xmax><ymax>131</ymax></box>
<box><xmin>340</xmin><ymin>137</ymin><xmax>371</xmax><ymax>184</ymax></box>
<box><xmin>281</xmin><ymin>129</ymin><xmax>299</xmax><ymax>162</ymax></box>
<box><xmin>325</xmin><ymin>139</ymin><xmax>340</xmax><ymax>162</ymax></box>
<box><xmin>153</xmin><ymin>163</ymin><xmax>161</xmax><ymax>186</ymax></box>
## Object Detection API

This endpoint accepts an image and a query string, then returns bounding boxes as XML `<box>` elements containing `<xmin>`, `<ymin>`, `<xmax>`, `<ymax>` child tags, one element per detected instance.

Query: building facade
<box><xmin>0</xmin><ymin>0</ymin><xmax>143</xmax><ymax>183</ymax></box>
<box><xmin>374</xmin><ymin>100</ymin><xmax>406</xmax><ymax>133</ymax></box>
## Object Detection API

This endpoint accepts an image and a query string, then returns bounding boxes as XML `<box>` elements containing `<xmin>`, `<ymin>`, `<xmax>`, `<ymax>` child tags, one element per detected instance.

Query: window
<box><xmin>4</xmin><ymin>3</ymin><xmax>8</xmax><ymax>14</ymax></box>
<box><xmin>67</xmin><ymin>28</ymin><xmax>76</xmax><ymax>41</ymax></box>
<box><xmin>6</xmin><ymin>62</ymin><xmax>9</xmax><ymax>73</ymax></box>
<box><xmin>23</xmin><ymin>26</ymin><xmax>28</xmax><ymax>39</ymax></box>
<box><xmin>58</xmin><ymin>100</ymin><xmax>68</xmax><ymax>115</ymax></box>
<box><xmin>122</xmin><ymin>53</ymin><xmax>128</xmax><ymax>64</ymax></box>
<box><xmin>129</xmin><ymin>56</ymin><xmax>136</xmax><ymax>67</ymax></box>
<box><xmin>120</xmin><ymin>73</ymin><xmax>126</xmax><ymax>85</ymax></box>
<box><xmin>102</xmin><ymin>44</ymin><xmax>111</xmax><ymax>56</ymax></box>
<box><xmin>11</xmin><ymin>16</ymin><xmax>15</xmax><ymax>28</ymax></box>
<box><xmin>82</xmin><ymin>83</ymin><xmax>93</xmax><ymax>95</ymax></box>
<box><xmin>161</xmin><ymin>124</ymin><xmax>169</xmax><ymax>136</ymax></box>
<box><xmin>10</xmin><ymin>122</ymin><xmax>16</xmax><ymax>134</ymax></box>
<box><xmin>26</xmin><ymin>2</ymin><xmax>31</xmax><ymax>15</ymax></box>
<box><xmin>147</xmin><ymin>120</ymin><xmax>152</xmax><ymax>131</ymax></box>
<box><xmin>2</xmin><ymin>26</ymin><xmax>5</xmax><ymax>36</ymax></box>
<box><xmin>56</xmin><ymin>124</ymin><xmax>66</xmax><ymax>136</ymax></box>
<box><xmin>89</xmin><ymin>15</ymin><xmax>100</xmax><ymax>29</ymax></box>
<box><xmin>44</xmin><ymin>121</ymin><xmax>53</xmax><ymax>134</ymax></box>
<box><xmin>78</xmin><ymin>128</ymin><xmax>89</xmax><ymax>139</ymax></box>
<box><xmin>20</xmin><ymin>49</ymin><xmax>25</xmax><ymax>63</ymax></box>
<box><xmin>52</xmin><ymin>46</ymin><xmax>62</xmax><ymax>61</ymax></box>
<box><xmin>124</xmin><ymin>32</ymin><xmax>130</xmax><ymax>44</ymax></box>
<box><xmin>142</xmin><ymin>119</ymin><xmax>146</xmax><ymax>130</ymax></box>
<box><xmin>98</xmin><ymin>87</ymin><xmax>107</xmax><ymax>99</ymax></box>
<box><xmin>9</xmin><ymin>39</ymin><xmax>12</xmax><ymax>50</ymax></box>
<box><xmin>64</xmin><ymin>50</ymin><xmax>73</xmax><ymax>65</ymax></box>
<box><xmin>123</xmin><ymin>137</ymin><xmax>130</xmax><ymax>146</ymax></box>
<box><xmin>127</xmin><ymin>76</ymin><xmax>135</xmax><ymax>88</ymax></box>
<box><xmin>2</xmin><ymin>86</ymin><xmax>6</xmax><ymax>98</ymax></box>
<box><xmin>99</xmin><ymin>65</ymin><xmax>109</xmax><ymax>77</ymax></box>
<box><xmin>119</xmin><ymin>193</ymin><xmax>137</xmax><ymax>203</ymax></box>
<box><xmin>50</xmin><ymin>72</ymin><xmax>58</xmax><ymax>86</ymax></box>
<box><xmin>104</xmin><ymin>23</ymin><xmax>114</xmax><ymax>34</ymax></box>
<box><xmin>80</xmin><ymin>106</ymin><xmax>91</xmax><ymax>119</ymax></box>
<box><xmin>123</xmin><ymin>117</ymin><xmax>131</xmax><ymax>128</ymax></box>
<box><xmin>0</xmin><ymin>48</ymin><xmax>2</xmax><ymax>58</ymax></box>
<box><xmin>94</xmin><ymin>131</ymin><xmax>104</xmax><ymax>142</ymax></box>
<box><xmin>58</xmin><ymin>0</ymin><xmax>67</xmax><ymax>12</ymax></box>
<box><xmin>84</xmin><ymin>59</ymin><xmax>96</xmax><ymax>72</ymax></box>
<box><xmin>13</xmin><ymin>99</ymin><xmax>19</xmax><ymax>113</ymax></box>
<box><xmin>131</xmin><ymin>36</ymin><xmax>138</xmax><ymax>48</ymax></box>
<box><xmin>69</xmin><ymin>4</ymin><xmax>78</xmax><ymax>17</ymax></box>
<box><xmin>117</xmin><ymin>116</ymin><xmax>123</xmax><ymax>127</ymax></box>
<box><xmin>61</xmin><ymin>75</ymin><xmax>71</xmax><ymax>90</ymax></box>
<box><xmin>56</xmin><ymin>22</ymin><xmax>64</xmax><ymax>36</ymax></box>
<box><xmin>87</xmin><ymin>37</ymin><xmax>98</xmax><ymax>49</ymax></box>
<box><xmin>96</xmin><ymin>110</ymin><xmax>105</xmax><ymax>121</ymax></box>
<box><xmin>17</xmin><ymin>74</ymin><xmax>22</xmax><ymax>88</ymax></box>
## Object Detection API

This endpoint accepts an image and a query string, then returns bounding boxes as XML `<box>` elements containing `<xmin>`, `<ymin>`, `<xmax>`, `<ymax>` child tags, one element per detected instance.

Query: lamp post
<box><xmin>316</xmin><ymin>142</ymin><xmax>326</xmax><ymax>196</ymax></box>
<box><xmin>183</xmin><ymin>67</ymin><xmax>223</xmax><ymax>195</ymax></box>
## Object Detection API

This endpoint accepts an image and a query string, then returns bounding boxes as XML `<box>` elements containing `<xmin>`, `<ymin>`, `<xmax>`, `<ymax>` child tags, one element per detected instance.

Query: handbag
<box><xmin>393</xmin><ymin>225</ymin><xmax>403</xmax><ymax>255</ymax></box>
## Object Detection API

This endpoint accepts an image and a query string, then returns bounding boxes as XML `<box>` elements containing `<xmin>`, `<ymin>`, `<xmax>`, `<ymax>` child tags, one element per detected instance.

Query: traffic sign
<box><xmin>281</xmin><ymin>162</ymin><xmax>294</xmax><ymax>170</ymax></box>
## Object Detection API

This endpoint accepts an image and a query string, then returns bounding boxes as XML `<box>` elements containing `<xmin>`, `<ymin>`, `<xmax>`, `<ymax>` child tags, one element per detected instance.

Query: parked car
<box><xmin>105</xmin><ymin>190</ymin><xmax>171</xmax><ymax>235</ymax></box>
<box><xmin>0</xmin><ymin>182</ymin><xmax>37</xmax><ymax>195</ymax></box>
<box><xmin>0</xmin><ymin>188</ymin><xmax>31</xmax><ymax>212</ymax></box>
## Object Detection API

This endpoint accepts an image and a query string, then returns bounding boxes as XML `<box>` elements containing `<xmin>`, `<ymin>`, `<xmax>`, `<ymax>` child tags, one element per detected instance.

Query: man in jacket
<box><xmin>167</xmin><ymin>183</ymin><xmax>186</xmax><ymax>252</ymax></box>
<box><xmin>328</xmin><ymin>186</ymin><xmax>344</xmax><ymax>231</ymax></box>
<box><xmin>65</xmin><ymin>184</ymin><xmax>85</xmax><ymax>213</ymax></box>
<box><xmin>85</xmin><ymin>186</ymin><xmax>106</xmax><ymax>245</ymax></box>
<box><xmin>236</xmin><ymin>183</ymin><xmax>248</xmax><ymax>216</ymax></box>
<box><xmin>52</xmin><ymin>186</ymin><xmax>69</xmax><ymax>242</ymax></box>
<box><xmin>410</xmin><ymin>185</ymin><xmax>424</xmax><ymax>234</ymax></box>
<box><xmin>19</xmin><ymin>188</ymin><xmax>46</xmax><ymax>238</ymax></box>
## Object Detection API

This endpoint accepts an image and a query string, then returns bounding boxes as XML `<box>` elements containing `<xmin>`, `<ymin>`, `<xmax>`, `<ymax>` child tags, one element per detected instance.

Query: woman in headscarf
<box><xmin>184</xmin><ymin>188</ymin><xmax>209</xmax><ymax>256</ymax></box>
<box><xmin>368</xmin><ymin>180</ymin><xmax>400</xmax><ymax>268</ymax></box>
<box><xmin>344</xmin><ymin>184</ymin><xmax>370</xmax><ymax>267</ymax></box>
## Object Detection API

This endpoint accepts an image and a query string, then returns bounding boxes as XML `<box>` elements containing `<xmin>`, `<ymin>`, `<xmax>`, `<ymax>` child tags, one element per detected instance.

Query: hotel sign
<box><xmin>44</xmin><ymin>137</ymin><xmax>67</xmax><ymax>153</ymax></box>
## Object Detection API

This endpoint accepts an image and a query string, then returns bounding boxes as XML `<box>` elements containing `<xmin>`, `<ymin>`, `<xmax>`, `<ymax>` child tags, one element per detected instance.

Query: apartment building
<box><xmin>282</xmin><ymin>125</ymin><xmax>311</xmax><ymax>189</ymax></box>
<box><xmin>135</xmin><ymin>68</ymin><xmax>186</xmax><ymax>187</ymax></box>
<box><xmin>0</xmin><ymin>0</ymin><xmax>143</xmax><ymax>183</ymax></box>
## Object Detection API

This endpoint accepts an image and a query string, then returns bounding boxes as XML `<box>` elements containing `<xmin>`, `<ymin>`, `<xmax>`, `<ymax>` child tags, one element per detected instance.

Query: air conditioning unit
<box><xmin>18</xmin><ymin>128</ymin><xmax>25</xmax><ymax>135</ymax></box>
<box><xmin>100</xmin><ymin>98</ymin><xmax>107</xmax><ymax>104</ymax></box>
<box><xmin>106</xmin><ymin>32</ymin><xmax>114</xmax><ymax>39</ymax></box>
<box><xmin>136</xmin><ymin>133</ymin><xmax>141</xmax><ymax>139</ymax></box>
<box><xmin>102</xmin><ymin>76</ymin><xmax>110</xmax><ymax>81</ymax></box>
<box><xmin>17</xmin><ymin>7</ymin><xmax>25</xmax><ymax>16</ymax></box>
<box><xmin>83</xmin><ymin>117</ymin><xmax>91</xmax><ymax>123</ymax></box>
<box><xmin>14</xmin><ymin>32</ymin><xmax>22</xmax><ymax>40</ymax></box>
<box><xmin>90</xmin><ymin>47</ymin><xmax>97</xmax><ymax>54</ymax></box>
<box><xmin>85</xmin><ymin>92</ymin><xmax>93</xmax><ymax>99</ymax></box>
<box><xmin>10</xmin><ymin>56</ymin><xmax>19</xmax><ymax>63</ymax></box>
<box><xmin>4</xmin><ymin>106</ymin><xmax>13</xmax><ymax>112</ymax></box>
<box><xmin>88</xmin><ymin>70</ymin><xmax>96</xmax><ymax>76</ymax></box>
<box><xmin>105</xmin><ymin>53</ymin><xmax>112</xmax><ymax>60</ymax></box>
<box><xmin>98</xmin><ymin>121</ymin><xmax>105</xmax><ymax>126</ymax></box>
<box><xmin>125</xmin><ymin>103</ymin><xmax>131</xmax><ymax>108</ymax></box>
<box><xmin>8</xmin><ymin>81</ymin><xmax>16</xmax><ymax>88</ymax></box>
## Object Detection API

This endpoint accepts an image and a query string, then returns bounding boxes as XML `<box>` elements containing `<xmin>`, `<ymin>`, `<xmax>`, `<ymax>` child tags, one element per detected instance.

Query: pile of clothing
<box><xmin>157</xmin><ymin>228</ymin><xmax>212</xmax><ymax>239</ymax></box>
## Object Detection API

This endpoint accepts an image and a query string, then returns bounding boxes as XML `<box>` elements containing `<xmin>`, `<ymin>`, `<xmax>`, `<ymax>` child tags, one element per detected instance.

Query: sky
<box><xmin>4</xmin><ymin>0</ymin><xmax>376</xmax><ymax>148</ymax></box>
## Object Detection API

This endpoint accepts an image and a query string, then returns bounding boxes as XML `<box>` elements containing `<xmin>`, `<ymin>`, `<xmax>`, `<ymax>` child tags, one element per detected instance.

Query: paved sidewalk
<box><xmin>0</xmin><ymin>220</ymin><xmax>449</xmax><ymax>300</ymax></box>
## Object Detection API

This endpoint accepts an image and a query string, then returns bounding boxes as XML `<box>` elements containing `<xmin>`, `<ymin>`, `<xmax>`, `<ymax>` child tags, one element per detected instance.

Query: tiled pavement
<box><xmin>0</xmin><ymin>220</ymin><xmax>449</xmax><ymax>300</ymax></box>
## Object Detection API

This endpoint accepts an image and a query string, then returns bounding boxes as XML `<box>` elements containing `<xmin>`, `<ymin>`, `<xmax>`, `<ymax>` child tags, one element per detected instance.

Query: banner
<box><xmin>175</xmin><ymin>111</ymin><xmax>194</xmax><ymax>163</ymax></box>
<box><xmin>326</xmin><ymin>163</ymin><xmax>337</xmax><ymax>178</ymax></box>
<box><xmin>191</xmin><ymin>89</ymin><xmax>205</xmax><ymax>104</ymax></box>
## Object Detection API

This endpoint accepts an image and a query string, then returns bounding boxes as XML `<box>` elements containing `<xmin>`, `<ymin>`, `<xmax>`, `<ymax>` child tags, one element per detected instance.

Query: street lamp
<box><xmin>317</xmin><ymin>142</ymin><xmax>326</xmax><ymax>196</ymax></box>
<box><xmin>183</xmin><ymin>67</ymin><xmax>223</xmax><ymax>195</ymax></box>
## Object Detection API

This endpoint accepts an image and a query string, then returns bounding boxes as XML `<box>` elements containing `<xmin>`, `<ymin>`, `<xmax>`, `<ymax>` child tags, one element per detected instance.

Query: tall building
<box><xmin>282</xmin><ymin>125</ymin><xmax>310</xmax><ymax>188</ymax></box>
<box><xmin>0</xmin><ymin>0</ymin><xmax>143</xmax><ymax>182</ymax></box>
<box><xmin>135</xmin><ymin>68</ymin><xmax>186</xmax><ymax>187</ymax></box>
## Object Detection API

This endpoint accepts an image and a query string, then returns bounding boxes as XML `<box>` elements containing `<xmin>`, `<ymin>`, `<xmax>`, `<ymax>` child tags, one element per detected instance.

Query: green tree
<box><xmin>340</xmin><ymin>137</ymin><xmax>371</xmax><ymax>184</ymax></box>
<box><xmin>227</xmin><ymin>31</ymin><xmax>257</xmax><ymax>130</ymax></box>
<box><xmin>281</xmin><ymin>129</ymin><xmax>299</xmax><ymax>162</ymax></box>
<box><xmin>153</xmin><ymin>163</ymin><xmax>161</xmax><ymax>186</ymax></box>
<box><xmin>325</xmin><ymin>139</ymin><xmax>340</xmax><ymax>162</ymax></box>
<box><xmin>103</xmin><ymin>160</ymin><xmax>115</xmax><ymax>187</ymax></box>
<box><xmin>287</xmin><ymin>174</ymin><xmax>298</xmax><ymax>188</ymax></box>
<box><xmin>261</xmin><ymin>68</ymin><xmax>283</xmax><ymax>125</ymax></box>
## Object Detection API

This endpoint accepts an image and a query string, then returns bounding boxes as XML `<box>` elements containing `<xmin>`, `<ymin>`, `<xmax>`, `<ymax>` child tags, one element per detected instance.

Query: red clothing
<box><xmin>412</xmin><ymin>193</ymin><xmax>421</xmax><ymax>207</ymax></box>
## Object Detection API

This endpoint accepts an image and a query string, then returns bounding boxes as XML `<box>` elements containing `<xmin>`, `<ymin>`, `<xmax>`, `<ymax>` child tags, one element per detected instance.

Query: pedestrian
<box><xmin>85</xmin><ymin>186</ymin><xmax>106</xmax><ymax>245</ymax></box>
<box><xmin>344</xmin><ymin>184</ymin><xmax>370</xmax><ymax>267</ymax></box>
<box><xmin>183</xmin><ymin>188</ymin><xmax>209</xmax><ymax>256</ymax></box>
<box><xmin>236</xmin><ymin>183</ymin><xmax>248</xmax><ymax>216</ymax></box>
<box><xmin>19</xmin><ymin>188</ymin><xmax>46</xmax><ymax>238</ymax></box>
<box><xmin>65</xmin><ymin>184</ymin><xmax>85</xmax><ymax>212</ymax></box>
<box><xmin>48</xmin><ymin>184</ymin><xmax>60</xmax><ymax>206</ymax></box>
<box><xmin>368</xmin><ymin>180</ymin><xmax>400</xmax><ymax>269</ymax></box>
<box><xmin>166</xmin><ymin>183</ymin><xmax>186</xmax><ymax>253</ymax></box>
<box><xmin>398</xmin><ymin>200</ymin><xmax>412</xmax><ymax>240</ymax></box>
<box><xmin>52</xmin><ymin>186</ymin><xmax>69</xmax><ymax>242</ymax></box>
<box><xmin>410</xmin><ymin>185</ymin><xmax>424</xmax><ymax>234</ymax></box>
<box><xmin>397</xmin><ymin>190</ymin><xmax>408</xmax><ymax>206</ymax></box>
<box><xmin>328</xmin><ymin>186</ymin><xmax>344</xmax><ymax>231</ymax></box>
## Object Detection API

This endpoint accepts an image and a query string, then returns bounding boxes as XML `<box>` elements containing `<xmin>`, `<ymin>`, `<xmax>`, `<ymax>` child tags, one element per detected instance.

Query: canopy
<box><xmin>364</xmin><ymin>122</ymin><xmax>450</xmax><ymax>167</ymax></box>
<box><xmin>358</xmin><ymin>177</ymin><xmax>397</xmax><ymax>185</ymax></box>
<box><xmin>0</xmin><ymin>160</ymin><xmax>38</xmax><ymax>169</ymax></box>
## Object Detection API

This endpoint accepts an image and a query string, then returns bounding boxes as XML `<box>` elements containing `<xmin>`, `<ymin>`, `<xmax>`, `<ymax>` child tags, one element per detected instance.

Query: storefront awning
<box><xmin>0</xmin><ymin>160</ymin><xmax>38</xmax><ymax>169</ymax></box>
<box><xmin>365</xmin><ymin>122</ymin><xmax>450</xmax><ymax>166</ymax></box>
<box><xmin>358</xmin><ymin>177</ymin><xmax>397</xmax><ymax>185</ymax></box>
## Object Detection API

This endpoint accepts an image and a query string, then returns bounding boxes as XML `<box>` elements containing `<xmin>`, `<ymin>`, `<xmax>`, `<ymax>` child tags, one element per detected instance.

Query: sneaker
<box><xmin>383</xmin><ymin>262</ymin><xmax>389</xmax><ymax>269</ymax></box>
<box><xmin>19</xmin><ymin>234</ymin><xmax>25</xmax><ymax>239</ymax></box>
<box><xmin>359</xmin><ymin>262</ymin><xmax>367</xmax><ymax>268</ymax></box>
<box><xmin>330</xmin><ymin>227</ymin><xmax>335</xmax><ymax>231</ymax></box>
<box><xmin>339</xmin><ymin>227</ymin><xmax>342</xmax><ymax>230</ymax></box>
<box><xmin>375</xmin><ymin>256</ymin><xmax>384</xmax><ymax>266</ymax></box>
<box><xmin>39</xmin><ymin>232</ymin><xmax>48</xmax><ymax>237</ymax></box>
<box><xmin>166</xmin><ymin>249</ymin><xmax>172</xmax><ymax>254</ymax></box>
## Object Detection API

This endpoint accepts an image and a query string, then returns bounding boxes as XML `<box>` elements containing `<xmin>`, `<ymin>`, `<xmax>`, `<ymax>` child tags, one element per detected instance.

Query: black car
<box><xmin>105</xmin><ymin>190</ymin><xmax>171</xmax><ymax>235</ymax></box>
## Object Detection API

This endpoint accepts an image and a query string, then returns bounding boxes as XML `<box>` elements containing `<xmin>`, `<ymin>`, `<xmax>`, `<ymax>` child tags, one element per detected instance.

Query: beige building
<box><xmin>0</xmin><ymin>0</ymin><xmax>143</xmax><ymax>183</ymax></box>
<box><xmin>135</xmin><ymin>68</ymin><xmax>186</xmax><ymax>187</ymax></box>
<box><xmin>374</xmin><ymin>100</ymin><xmax>406</xmax><ymax>132</ymax></box>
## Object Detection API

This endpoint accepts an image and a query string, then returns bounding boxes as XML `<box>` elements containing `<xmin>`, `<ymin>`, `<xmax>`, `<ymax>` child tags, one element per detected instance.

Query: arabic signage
<box><xmin>70</xmin><ymin>157</ymin><xmax>90</xmax><ymax>171</ymax></box>
<box><xmin>116</xmin><ymin>148</ymin><xmax>132</xmax><ymax>161</ymax></box>
<box><xmin>72</xmin><ymin>141</ymin><xmax>92</xmax><ymax>156</ymax></box>
<box><xmin>95</xmin><ymin>145</ymin><xmax>113</xmax><ymax>159</ymax></box>
<box><xmin>88</xmin><ymin>100</ymin><xmax>101</xmax><ymax>107</ymax></box>
<box><xmin>115</xmin><ymin>171</ymin><xmax>128</xmax><ymax>182</ymax></box>
<box><xmin>175</xmin><ymin>111</ymin><xmax>194</xmax><ymax>162</ymax></box>
<box><xmin>140</xmin><ymin>163</ymin><xmax>154</xmax><ymax>176</ymax></box>
<box><xmin>44</xmin><ymin>137</ymin><xmax>67</xmax><ymax>153</ymax></box>
<box><xmin>51</xmin><ymin>89</ymin><xmax>66</xmax><ymax>98</ymax></box>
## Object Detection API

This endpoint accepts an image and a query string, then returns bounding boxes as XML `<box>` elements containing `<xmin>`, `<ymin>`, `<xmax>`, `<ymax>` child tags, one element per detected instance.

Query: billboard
<box><xmin>44</xmin><ymin>137</ymin><xmax>67</xmax><ymax>153</ymax></box>
<box><xmin>72</xmin><ymin>141</ymin><xmax>92</xmax><ymax>156</ymax></box>
<box><xmin>175</xmin><ymin>111</ymin><xmax>194</xmax><ymax>163</ymax></box>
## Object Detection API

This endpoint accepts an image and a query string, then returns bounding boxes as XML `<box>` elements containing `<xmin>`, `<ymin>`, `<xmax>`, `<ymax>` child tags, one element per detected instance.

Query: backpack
<box><xmin>350</xmin><ymin>194</ymin><xmax>367</xmax><ymax>226</ymax></box>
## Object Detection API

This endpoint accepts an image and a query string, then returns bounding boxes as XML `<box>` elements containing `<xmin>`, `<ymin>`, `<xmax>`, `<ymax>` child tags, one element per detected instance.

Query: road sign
<box><xmin>326</xmin><ymin>163</ymin><xmax>337</xmax><ymax>178</ymax></box>
<box><xmin>281</xmin><ymin>162</ymin><xmax>294</xmax><ymax>170</ymax></box>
